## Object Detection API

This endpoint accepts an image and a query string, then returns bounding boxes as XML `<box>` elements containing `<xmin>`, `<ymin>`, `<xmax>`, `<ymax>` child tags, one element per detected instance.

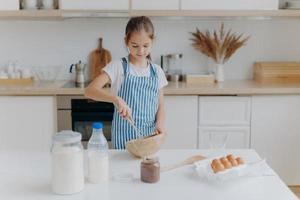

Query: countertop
<box><xmin>0</xmin><ymin>149</ymin><xmax>297</xmax><ymax>200</ymax></box>
<box><xmin>1</xmin><ymin>80</ymin><xmax>300</xmax><ymax>96</ymax></box>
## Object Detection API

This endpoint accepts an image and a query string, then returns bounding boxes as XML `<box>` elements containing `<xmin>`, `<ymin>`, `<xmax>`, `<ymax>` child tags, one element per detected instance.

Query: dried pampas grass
<box><xmin>190</xmin><ymin>23</ymin><xmax>250</xmax><ymax>64</ymax></box>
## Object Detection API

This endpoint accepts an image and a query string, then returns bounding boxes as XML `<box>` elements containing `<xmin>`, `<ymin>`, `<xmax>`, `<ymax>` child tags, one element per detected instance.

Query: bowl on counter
<box><xmin>126</xmin><ymin>133</ymin><xmax>166</xmax><ymax>158</ymax></box>
<box><xmin>33</xmin><ymin>66</ymin><xmax>62</xmax><ymax>82</ymax></box>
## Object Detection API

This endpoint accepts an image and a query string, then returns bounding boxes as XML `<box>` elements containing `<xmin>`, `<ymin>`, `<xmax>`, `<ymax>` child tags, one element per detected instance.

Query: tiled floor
<box><xmin>289</xmin><ymin>186</ymin><xmax>300</xmax><ymax>199</ymax></box>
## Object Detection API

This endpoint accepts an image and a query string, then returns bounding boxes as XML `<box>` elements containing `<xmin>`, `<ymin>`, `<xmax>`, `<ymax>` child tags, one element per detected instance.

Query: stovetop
<box><xmin>61</xmin><ymin>81</ymin><xmax>110</xmax><ymax>88</ymax></box>
<box><xmin>61</xmin><ymin>81</ymin><xmax>91</xmax><ymax>88</ymax></box>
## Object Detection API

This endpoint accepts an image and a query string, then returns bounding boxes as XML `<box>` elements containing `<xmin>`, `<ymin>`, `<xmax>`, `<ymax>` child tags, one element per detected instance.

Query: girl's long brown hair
<box><xmin>125</xmin><ymin>16</ymin><xmax>154</xmax><ymax>60</ymax></box>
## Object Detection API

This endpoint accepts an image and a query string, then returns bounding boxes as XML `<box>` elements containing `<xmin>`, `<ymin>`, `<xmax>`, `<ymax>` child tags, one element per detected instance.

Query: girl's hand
<box><xmin>113</xmin><ymin>96</ymin><xmax>132</xmax><ymax>120</ymax></box>
<box><xmin>155</xmin><ymin>121</ymin><xmax>165</xmax><ymax>134</ymax></box>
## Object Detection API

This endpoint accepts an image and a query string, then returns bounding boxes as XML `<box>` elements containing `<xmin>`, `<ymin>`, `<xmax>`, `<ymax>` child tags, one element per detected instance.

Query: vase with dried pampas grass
<box><xmin>190</xmin><ymin>23</ymin><xmax>250</xmax><ymax>82</ymax></box>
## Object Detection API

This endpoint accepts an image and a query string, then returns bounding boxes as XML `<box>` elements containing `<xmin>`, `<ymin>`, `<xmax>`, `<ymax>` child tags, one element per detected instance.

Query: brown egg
<box><xmin>226</xmin><ymin>154</ymin><xmax>235</xmax><ymax>161</ymax></box>
<box><xmin>220</xmin><ymin>157</ymin><xmax>228</xmax><ymax>165</ymax></box>
<box><xmin>223</xmin><ymin>161</ymin><xmax>232</xmax><ymax>169</ymax></box>
<box><xmin>230</xmin><ymin>159</ymin><xmax>239</xmax><ymax>167</ymax></box>
<box><xmin>214</xmin><ymin>162</ymin><xmax>225</xmax><ymax>172</ymax></box>
<box><xmin>236</xmin><ymin>157</ymin><xmax>245</xmax><ymax>165</ymax></box>
<box><xmin>212</xmin><ymin>159</ymin><xmax>221</xmax><ymax>166</ymax></box>
<box><xmin>211</xmin><ymin>159</ymin><xmax>220</xmax><ymax>172</ymax></box>
<box><xmin>211</xmin><ymin>163</ymin><xmax>219</xmax><ymax>173</ymax></box>
<box><xmin>226</xmin><ymin>155</ymin><xmax>238</xmax><ymax>167</ymax></box>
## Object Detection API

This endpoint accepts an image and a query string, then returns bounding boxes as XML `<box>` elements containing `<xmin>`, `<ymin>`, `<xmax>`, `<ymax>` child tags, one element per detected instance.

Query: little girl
<box><xmin>85</xmin><ymin>16</ymin><xmax>168</xmax><ymax>149</ymax></box>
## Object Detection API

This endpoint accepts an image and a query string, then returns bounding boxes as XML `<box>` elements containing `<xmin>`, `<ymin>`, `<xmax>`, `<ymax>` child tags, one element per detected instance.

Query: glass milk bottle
<box><xmin>88</xmin><ymin>122</ymin><xmax>109</xmax><ymax>183</ymax></box>
<box><xmin>51</xmin><ymin>131</ymin><xmax>84</xmax><ymax>195</ymax></box>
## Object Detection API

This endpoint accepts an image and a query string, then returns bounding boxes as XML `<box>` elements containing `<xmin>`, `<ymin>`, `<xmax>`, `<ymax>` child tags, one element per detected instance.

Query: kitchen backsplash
<box><xmin>0</xmin><ymin>18</ymin><xmax>300</xmax><ymax>81</ymax></box>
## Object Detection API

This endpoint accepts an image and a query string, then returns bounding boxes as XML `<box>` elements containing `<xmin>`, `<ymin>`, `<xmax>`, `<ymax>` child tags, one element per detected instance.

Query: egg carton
<box><xmin>193</xmin><ymin>157</ymin><xmax>266</xmax><ymax>182</ymax></box>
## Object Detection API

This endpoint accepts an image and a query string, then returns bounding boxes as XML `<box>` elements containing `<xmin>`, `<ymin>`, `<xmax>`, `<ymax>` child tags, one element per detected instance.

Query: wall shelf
<box><xmin>0</xmin><ymin>9</ymin><xmax>300</xmax><ymax>20</ymax></box>
<box><xmin>0</xmin><ymin>10</ymin><xmax>62</xmax><ymax>20</ymax></box>
<box><xmin>130</xmin><ymin>9</ymin><xmax>300</xmax><ymax>18</ymax></box>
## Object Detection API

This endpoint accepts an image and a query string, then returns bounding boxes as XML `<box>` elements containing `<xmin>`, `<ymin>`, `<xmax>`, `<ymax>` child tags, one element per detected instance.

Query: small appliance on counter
<box><xmin>284</xmin><ymin>0</ymin><xmax>300</xmax><ymax>9</ymax></box>
<box><xmin>20</xmin><ymin>0</ymin><xmax>58</xmax><ymax>9</ymax></box>
<box><xmin>69</xmin><ymin>60</ymin><xmax>87</xmax><ymax>87</ymax></box>
<box><xmin>21</xmin><ymin>0</ymin><xmax>38</xmax><ymax>9</ymax></box>
<box><xmin>161</xmin><ymin>53</ymin><xmax>183</xmax><ymax>82</ymax></box>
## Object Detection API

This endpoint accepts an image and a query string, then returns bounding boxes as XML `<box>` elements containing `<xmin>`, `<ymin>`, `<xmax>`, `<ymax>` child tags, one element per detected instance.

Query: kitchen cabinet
<box><xmin>59</xmin><ymin>0</ymin><xmax>129</xmax><ymax>10</ymax></box>
<box><xmin>251</xmin><ymin>95</ymin><xmax>300</xmax><ymax>185</ymax></box>
<box><xmin>0</xmin><ymin>0</ymin><xmax>19</xmax><ymax>10</ymax></box>
<box><xmin>0</xmin><ymin>96</ymin><xmax>56</xmax><ymax>151</ymax></box>
<box><xmin>131</xmin><ymin>0</ymin><xmax>180</xmax><ymax>10</ymax></box>
<box><xmin>163</xmin><ymin>95</ymin><xmax>198</xmax><ymax>149</ymax></box>
<box><xmin>2</xmin><ymin>9</ymin><xmax>300</xmax><ymax>20</ymax></box>
<box><xmin>198</xmin><ymin>96</ymin><xmax>251</xmax><ymax>149</ymax></box>
<box><xmin>180</xmin><ymin>0</ymin><xmax>279</xmax><ymax>10</ymax></box>
<box><xmin>199</xmin><ymin>126</ymin><xmax>250</xmax><ymax>149</ymax></box>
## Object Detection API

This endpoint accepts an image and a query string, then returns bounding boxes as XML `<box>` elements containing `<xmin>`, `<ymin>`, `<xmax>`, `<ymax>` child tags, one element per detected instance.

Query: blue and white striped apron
<box><xmin>111</xmin><ymin>57</ymin><xmax>159</xmax><ymax>149</ymax></box>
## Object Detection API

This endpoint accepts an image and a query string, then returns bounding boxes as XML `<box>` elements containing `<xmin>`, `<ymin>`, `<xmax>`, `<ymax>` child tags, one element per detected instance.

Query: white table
<box><xmin>0</xmin><ymin>149</ymin><xmax>297</xmax><ymax>200</ymax></box>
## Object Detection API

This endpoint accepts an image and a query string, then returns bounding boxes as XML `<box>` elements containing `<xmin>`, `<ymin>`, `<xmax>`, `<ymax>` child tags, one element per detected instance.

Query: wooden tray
<box><xmin>0</xmin><ymin>78</ymin><xmax>34</xmax><ymax>85</ymax></box>
<box><xmin>254</xmin><ymin>62</ymin><xmax>300</xmax><ymax>82</ymax></box>
<box><xmin>184</xmin><ymin>74</ymin><xmax>215</xmax><ymax>84</ymax></box>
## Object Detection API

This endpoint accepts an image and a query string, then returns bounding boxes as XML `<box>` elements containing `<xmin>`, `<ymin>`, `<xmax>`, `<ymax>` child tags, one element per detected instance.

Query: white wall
<box><xmin>0</xmin><ymin>17</ymin><xmax>300</xmax><ymax>80</ymax></box>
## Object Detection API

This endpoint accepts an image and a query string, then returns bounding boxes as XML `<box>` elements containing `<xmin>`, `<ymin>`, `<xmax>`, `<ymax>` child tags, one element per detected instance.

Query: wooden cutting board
<box><xmin>254</xmin><ymin>62</ymin><xmax>300</xmax><ymax>82</ymax></box>
<box><xmin>89</xmin><ymin>38</ymin><xmax>112</xmax><ymax>80</ymax></box>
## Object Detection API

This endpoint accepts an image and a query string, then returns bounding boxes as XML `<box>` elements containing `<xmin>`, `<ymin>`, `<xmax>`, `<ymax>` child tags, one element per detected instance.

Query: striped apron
<box><xmin>111</xmin><ymin>57</ymin><xmax>159</xmax><ymax>149</ymax></box>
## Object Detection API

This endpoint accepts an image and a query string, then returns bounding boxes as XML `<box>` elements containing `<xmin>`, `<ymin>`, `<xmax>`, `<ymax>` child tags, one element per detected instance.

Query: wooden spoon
<box><xmin>126</xmin><ymin>118</ymin><xmax>144</xmax><ymax>139</ymax></box>
<box><xmin>161</xmin><ymin>155</ymin><xmax>206</xmax><ymax>172</ymax></box>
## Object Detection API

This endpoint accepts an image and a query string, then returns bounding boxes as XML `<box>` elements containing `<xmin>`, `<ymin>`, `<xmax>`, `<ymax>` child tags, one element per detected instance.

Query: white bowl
<box><xmin>126</xmin><ymin>133</ymin><xmax>166</xmax><ymax>158</ymax></box>
<box><xmin>33</xmin><ymin>66</ymin><xmax>62</xmax><ymax>82</ymax></box>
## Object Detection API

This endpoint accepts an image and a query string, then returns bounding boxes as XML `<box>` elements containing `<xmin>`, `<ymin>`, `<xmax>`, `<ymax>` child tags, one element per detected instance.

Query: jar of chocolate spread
<box><xmin>140</xmin><ymin>157</ymin><xmax>160</xmax><ymax>183</ymax></box>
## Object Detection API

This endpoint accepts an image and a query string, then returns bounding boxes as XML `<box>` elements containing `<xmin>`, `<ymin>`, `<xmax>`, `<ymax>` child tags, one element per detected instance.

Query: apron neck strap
<box><xmin>121</xmin><ymin>56</ymin><xmax>157</xmax><ymax>77</ymax></box>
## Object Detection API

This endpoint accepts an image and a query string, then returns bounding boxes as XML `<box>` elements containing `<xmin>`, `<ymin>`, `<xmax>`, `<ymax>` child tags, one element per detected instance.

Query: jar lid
<box><xmin>53</xmin><ymin>130</ymin><xmax>82</xmax><ymax>143</ymax></box>
<box><xmin>142</xmin><ymin>157</ymin><xmax>159</xmax><ymax>164</ymax></box>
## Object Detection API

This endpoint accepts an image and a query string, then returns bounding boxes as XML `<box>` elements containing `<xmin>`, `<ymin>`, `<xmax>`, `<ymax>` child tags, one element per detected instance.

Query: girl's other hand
<box><xmin>114</xmin><ymin>96</ymin><xmax>132</xmax><ymax>120</ymax></box>
<box><xmin>155</xmin><ymin>123</ymin><xmax>165</xmax><ymax>134</ymax></box>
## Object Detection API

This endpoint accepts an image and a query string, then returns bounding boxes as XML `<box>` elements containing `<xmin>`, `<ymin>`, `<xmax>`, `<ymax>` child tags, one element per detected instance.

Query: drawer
<box><xmin>198</xmin><ymin>126</ymin><xmax>250</xmax><ymax>149</ymax></box>
<box><xmin>199</xmin><ymin>96</ymin><xmax>251</xmax><ymax>126</ymax></box>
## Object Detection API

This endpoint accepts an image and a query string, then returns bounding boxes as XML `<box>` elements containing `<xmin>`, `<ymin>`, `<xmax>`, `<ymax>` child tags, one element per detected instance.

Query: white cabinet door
<box><xmin>198</xmin><ymin>126</ymin><xmax>250</xmax><ymax>149</ymax></box>
<box><xmin>59</xmin><ymin>0</ymin><xmax>129</xmax><ymax>10</ymax></box>
<box><xmin>0</xmin><ymin>0</ymin><xmax>19</xmax><ymax>10</ymax></box>
<box><xmin>131</xmin><ymin>0</ymin><xmax>179</xmax><ymax>10</ymax></box>
<box><xmin>163</xmin><ymin>96</ymin><xmax>198</xmax><ymax>149</ymax></box>
<box><xmin>198</xmin><ymin>96</ymin><xmax>251</xmax><ymax>149</ymax></box>
<box><xmin>0</xmin><ymin>96</ymin><xmax>56</xmax><ymax>152</ymax></box>
<box><xmin>181</xmin><ymin>0</ymin><xmax>278</xmax><ymax>10</ymax></box>
<box><xmin>251</xmin><ymin>95</ymin><xmax>300</xmax><ymax>185</ymax></box>
<box><xmin>199</xmin><ymin>96</ymin><xmax>251</xmax><ymax>126</ymax></box>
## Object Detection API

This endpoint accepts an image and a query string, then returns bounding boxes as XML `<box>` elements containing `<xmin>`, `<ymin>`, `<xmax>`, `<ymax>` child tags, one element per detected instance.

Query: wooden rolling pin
<box><xmin>160</xmin><ymin>155</ymin><xmax>206</xmax><ymax>172</ymax></box>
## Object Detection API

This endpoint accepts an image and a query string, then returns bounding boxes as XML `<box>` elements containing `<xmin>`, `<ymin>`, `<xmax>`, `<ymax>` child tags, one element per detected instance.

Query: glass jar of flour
<box><xmin>51</xmin><ymin>131</ymin><xmax>84</xmax><ymax>195</ymax></box>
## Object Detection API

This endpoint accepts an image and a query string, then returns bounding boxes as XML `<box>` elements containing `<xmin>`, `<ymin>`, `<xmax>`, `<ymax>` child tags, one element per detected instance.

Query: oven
<box><xmin>57</xmin><ymin>95</ymin><xmax>114</xmax><ymax>148</ymax></box>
